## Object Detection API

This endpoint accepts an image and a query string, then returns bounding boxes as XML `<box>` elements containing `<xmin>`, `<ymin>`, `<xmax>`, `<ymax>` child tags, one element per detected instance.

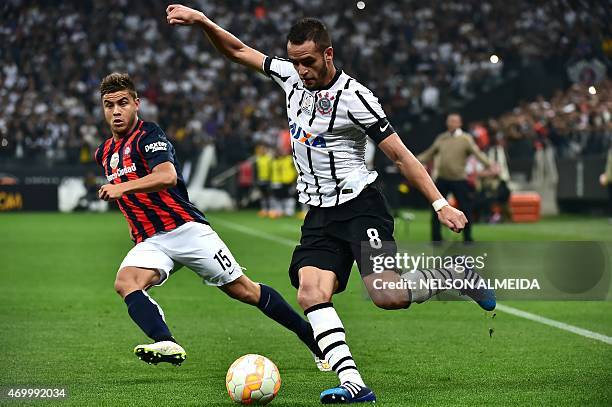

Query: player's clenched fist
<box><xmin>437</xmin><ymin>205</ymin><xmax>468</xmax><ymax>233</ymax></box>
<box><xmin>98</xmin><ymin>184</ymin><xmax>124</xmax><ymax>201</ymax></box>
<box><xmin>166</xmin><ymin>4</ymin><xmax>206</xmax><ymax>25</ymax></box>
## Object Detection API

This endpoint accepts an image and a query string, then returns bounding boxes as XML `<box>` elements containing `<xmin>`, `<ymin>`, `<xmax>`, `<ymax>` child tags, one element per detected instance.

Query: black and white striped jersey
<box><xmin>262</xmin><ymin>56</ymin><xmax>396</xmax><ymax>207</ymax></box>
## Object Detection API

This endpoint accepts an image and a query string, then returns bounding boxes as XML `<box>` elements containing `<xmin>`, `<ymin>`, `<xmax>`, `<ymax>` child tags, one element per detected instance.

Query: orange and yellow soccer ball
<box><xmin>226</xmin><ymin>354</ymin><xmax>281</xmax><ymax>405</ymax></box>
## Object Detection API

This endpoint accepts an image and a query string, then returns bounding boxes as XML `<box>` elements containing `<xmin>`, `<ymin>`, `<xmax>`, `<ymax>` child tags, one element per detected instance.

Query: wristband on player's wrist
<box><xmin>432</xmin><ymin>198</ymin><xmax>449</xmax><ymax>212</ymax></box>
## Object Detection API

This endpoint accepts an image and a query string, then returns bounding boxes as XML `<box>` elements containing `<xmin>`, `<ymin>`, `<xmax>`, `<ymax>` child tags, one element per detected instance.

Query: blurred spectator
<box><xmin>600</xmin><ymin>145</ymin><xmax>612</xmax><ymax>220</ymax></box>
<box><xmin>254</xmin><ymin>143</ymin><xmax>272</xmax><ymax>217</ymax></box>
<box><xmin>269</xmin><ymin>148</ymin><xmax>297</xmax><ymax>218</ymax></box>
<box><xmin>467</xmin><ymin>156</ymin><xmax>511</xmax><ymax>223</ymax></box>
<box><xmin>417</xmin><ymin>113</ymin><xmax>497</xmax><ymax>242</ymax></box>
<box><xmin>236</xmin><ymin>159</ymin><xmax>254</xmax><ymax>209</ymax></box>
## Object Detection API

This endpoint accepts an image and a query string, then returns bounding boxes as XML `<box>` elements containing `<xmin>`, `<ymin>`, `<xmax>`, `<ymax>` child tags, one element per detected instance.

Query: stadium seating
<box><xmin>1</xmin><ymin>0</ymin><xmax>608</xmax><ymax>168</ymax></box>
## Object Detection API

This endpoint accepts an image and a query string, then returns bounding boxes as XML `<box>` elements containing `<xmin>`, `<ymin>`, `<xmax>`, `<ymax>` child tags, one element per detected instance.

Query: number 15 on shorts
<box><xmin>214</xmin><ymin>249</ymin><xmax>233</xmax><ymax>272</ymax></box>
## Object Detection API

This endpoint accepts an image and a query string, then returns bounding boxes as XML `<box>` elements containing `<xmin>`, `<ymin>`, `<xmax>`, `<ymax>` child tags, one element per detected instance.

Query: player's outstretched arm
<box><xmin>98</xmin><ymin>162</ymin><xmax>177</xmax><ymax>201</ymax></box>
<box><xmin>378</xmin><ymin>134</ymin><xmax>468</xmax><ymax>233</ymax></box>
<box><xmin>166</xmin><ymin>4</ymin><xmax>266</xmax><ymax>72</ymax></box>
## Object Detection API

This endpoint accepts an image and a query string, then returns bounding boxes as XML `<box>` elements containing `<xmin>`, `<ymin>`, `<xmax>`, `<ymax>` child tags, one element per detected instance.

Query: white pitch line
<box><xmin>495</xmin><ymin>304</ymin><xmax>612</xmax><ymax>345</ymax></box>
<box><xmin>213</xmin><ymin>217</ymin><xmax>612</xmax><ymax>346</ymax></box>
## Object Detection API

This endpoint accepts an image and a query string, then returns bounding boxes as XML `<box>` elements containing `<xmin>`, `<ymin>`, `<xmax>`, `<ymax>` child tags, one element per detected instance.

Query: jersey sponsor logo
<box><xmin>288</xmin><ymin>118</ymin><xmax>327</xmax><ymax>148</ymax></box>
<box><xmin>300</xmin><ymin>93</ymin><xmax>315</xmax><ymax>116</ymax></box>
<box><xmin>110</xmin><ymin>152</ymin><xmax>120</xmax><ymax>169</ymax></box>
<box><xmin>316</xmin><ymin>92</ymin><xmax>335</xmax><ymax>115</ymax></box>
<box><xmin>106</xmin><ymin>163</ymin><xmax>137</xmax><ymax>182</ymax></box>
<box><xmin>145</xmin><ymin>141</ymin><xmax>168</xmax><ymax>153</ymax></box>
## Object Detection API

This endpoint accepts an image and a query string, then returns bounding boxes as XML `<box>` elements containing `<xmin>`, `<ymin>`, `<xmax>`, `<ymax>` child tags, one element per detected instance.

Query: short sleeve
<box><xmin>347</xmin><ymin>87</ymin><xmax>395</xmax><ymax>144</ymax></box>
<box><xmin>94</xmin><ymin>143</ymin><xmax>104</xmax><ymax>166</ymax></box>
<box><xmin>263</xmin><ymin>56</ymin><xmax>297</xmax><ymax>92</ymax></box>
<box><xmin>137</xmin><ymin>124</ymin><xmax>174</xmax><ymax>169</ymax></box>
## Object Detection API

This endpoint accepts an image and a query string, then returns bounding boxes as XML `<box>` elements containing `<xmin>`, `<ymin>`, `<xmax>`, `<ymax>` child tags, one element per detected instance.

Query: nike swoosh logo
<box><xmin>379</xmin><ymin>122</ymin><xmax>389</xmax><ymax>132</ymax></box>
<box><xmin>228</xmin><ymin>269</ymin><xmax>234</xmax><ymax>275</ymax></box>
<box><xmin>369</xmin><ymin>253</ymin><xmax>385</xmax><ymax>262</ymax></box>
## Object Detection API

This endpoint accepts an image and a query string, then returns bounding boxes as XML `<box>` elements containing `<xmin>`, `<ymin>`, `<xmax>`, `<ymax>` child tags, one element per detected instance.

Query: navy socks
<box><xmin>257</xmin><ymin>284</ymin><xmax>322</xmax><ymax>358</ymax></box>
<box><xmin>124</xmin><ymin>286</ymin><xmax>316</xmax><ymax>354</ymax></box>
<box><xmin>124</xmin><ymin>290</ymin><xmax>175</xmax><ymax>343</ymax></box>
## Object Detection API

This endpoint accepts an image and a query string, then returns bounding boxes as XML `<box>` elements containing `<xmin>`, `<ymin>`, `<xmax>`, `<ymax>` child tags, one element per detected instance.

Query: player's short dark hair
<box><xmin>100</xmin><ymin>72</ymin><xmax>137</xmax><ymax>99</ymax></box>
<box><xmin>287</xmin><ymin>18</ymin><xmax>331</xmax><ymax>52</ymax></box>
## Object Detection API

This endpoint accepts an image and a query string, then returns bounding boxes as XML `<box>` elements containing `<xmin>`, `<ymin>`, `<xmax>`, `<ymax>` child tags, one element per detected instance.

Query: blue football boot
<box><xmin>320</xmin><ymin>382</ymin><xmax>376</xmax><ymax>404</ymax></box>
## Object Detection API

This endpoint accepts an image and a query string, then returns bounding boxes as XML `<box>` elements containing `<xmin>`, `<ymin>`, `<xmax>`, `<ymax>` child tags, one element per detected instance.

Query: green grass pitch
<box><xmin>0</xmin><ymin>211</ymin><xmax>611</xmax><ymax>406</ymax></box>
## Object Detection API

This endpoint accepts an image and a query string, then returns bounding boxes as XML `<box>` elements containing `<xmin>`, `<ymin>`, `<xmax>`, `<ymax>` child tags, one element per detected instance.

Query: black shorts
<box><xmin>289</xmin><ymin>182</ymin><xmax>397</xmax><ymax>293</ymax></box>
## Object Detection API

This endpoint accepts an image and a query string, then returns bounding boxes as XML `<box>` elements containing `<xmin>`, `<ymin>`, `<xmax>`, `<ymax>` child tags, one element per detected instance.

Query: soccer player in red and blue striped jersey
<box><xmin>95</xmin><ymin>95</ymin><xmax>207</xmax><ymax>243</ymax></box>
<box><xmin>94</xmin><ymin>72</ymin><xmax>327</xmax><ymax>369</ymax></box>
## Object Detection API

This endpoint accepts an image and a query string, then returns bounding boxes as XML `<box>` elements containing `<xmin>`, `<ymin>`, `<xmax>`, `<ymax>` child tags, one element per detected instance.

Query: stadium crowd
<box><xmin>469</xmin><ymin>79</ymin><xmax>612</xmax><ymax>161</ymax></box>
<box><xmin>0</xmin><ymin>0</ymin><xmax>608</xmax><ymax>166</ymax></box>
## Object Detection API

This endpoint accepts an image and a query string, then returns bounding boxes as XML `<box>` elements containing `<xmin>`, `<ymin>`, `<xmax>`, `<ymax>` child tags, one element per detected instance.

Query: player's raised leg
<box><xmin>114</xmin><ymin>266</ymin><xmax>186</xmax><ymax>366</ymax></box>
<box><xmin>344</xmin><ymin>226</ymin><xmax>496</xmax><ymax>312</ymax></box>
<box><xmin>297</xmin><ymin>267</ymin><xmax>376</xmax><ymax>404</ymax></box>
<box><xmin>403</xmin><ymin>265</ymin><xmax>495</xmax><ymax>310</ymax></box>
<box><xmin>362</xmin><ymin>266</ymin><xmax>496</xmax><ymax>311</ymax></box>
<box><xmin>219</xmin><ymin>273</ymin><xmax>329</xmax><ymax>371</ymax></box>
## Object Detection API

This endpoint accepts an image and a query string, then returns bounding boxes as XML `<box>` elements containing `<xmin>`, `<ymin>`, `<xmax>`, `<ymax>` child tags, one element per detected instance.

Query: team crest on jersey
<box><xmin>301</xmin><ymin>93</ymin><xmax>315</xmax><ymax>115</ymax></box>
<box><xmin>110</xmin><ymin>152</ymin><xmax>120</xmax><ymax>169</ymax></box>
<box><xmin>124</xmin><ymin>146</ymin><xmax>131</xmax><ymax>155</ymax></box>
<box><xmin>316</xmin><ymin>92</ymin><xmax>335</xmax><ymax>115</ymax></box>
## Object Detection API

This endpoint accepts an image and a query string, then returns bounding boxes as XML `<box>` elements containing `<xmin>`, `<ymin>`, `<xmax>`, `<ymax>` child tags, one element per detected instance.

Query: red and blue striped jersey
<box><xmin>94</xmin><ymin>120</ymin><xmax>207</xmax><ymax>243</ymax></box>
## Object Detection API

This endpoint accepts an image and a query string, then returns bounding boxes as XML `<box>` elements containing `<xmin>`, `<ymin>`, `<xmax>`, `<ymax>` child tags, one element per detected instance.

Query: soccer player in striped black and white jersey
<box><xmin>167</xmin><ymin>4</ymin><xmax>496</xmax><ymax>403</ymax></box>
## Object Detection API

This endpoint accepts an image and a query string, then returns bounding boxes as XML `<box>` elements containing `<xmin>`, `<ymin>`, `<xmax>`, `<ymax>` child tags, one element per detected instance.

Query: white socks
<box><xmin>400</xmin><ymin>266</ymin><xmax>483</xmax><ymax>303</ymax></box>
<box><xmin>305</xmin><ymin>303</ymin><xmax>365</xmax><ymax>386</ymax></box>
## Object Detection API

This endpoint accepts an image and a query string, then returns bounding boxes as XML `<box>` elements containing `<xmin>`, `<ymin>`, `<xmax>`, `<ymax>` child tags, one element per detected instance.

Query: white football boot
<box><xmin>134</xmin><ymin>341</ymin><xmax>186</xmax><ymax>366</ymax></box>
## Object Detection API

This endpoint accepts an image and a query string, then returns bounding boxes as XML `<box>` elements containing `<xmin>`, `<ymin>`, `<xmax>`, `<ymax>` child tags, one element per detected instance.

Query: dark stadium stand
<box><xmin>1</xmin><ymin>0</ymin><xmax>609</xmax><ymax>168</ymax></box>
